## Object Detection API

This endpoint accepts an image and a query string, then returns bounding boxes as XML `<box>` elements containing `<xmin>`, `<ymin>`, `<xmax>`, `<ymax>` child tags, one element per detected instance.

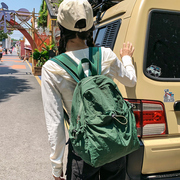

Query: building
<box><xmin>45</xmin><ymin>0</ymin><xmax>60</xmax><ymax>47</ymax></box>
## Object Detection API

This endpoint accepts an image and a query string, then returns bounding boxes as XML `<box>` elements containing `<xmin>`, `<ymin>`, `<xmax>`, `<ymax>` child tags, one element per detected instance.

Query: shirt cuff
<box><xmin>122</xmin><ymin>55</ymin><xmax>133</xmax><ymax>67</ymax></box>
<box><xmin>52</xmin><ymin>167</ymin><xmax>63</xmax><ymax>178</ymax></box>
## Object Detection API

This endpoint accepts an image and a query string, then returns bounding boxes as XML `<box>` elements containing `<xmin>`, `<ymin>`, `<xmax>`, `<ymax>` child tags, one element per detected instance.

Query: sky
<box><xmin>1</xmin><ymin>0</ymin><xmax>42</xmax><ymax>39</ymax></box>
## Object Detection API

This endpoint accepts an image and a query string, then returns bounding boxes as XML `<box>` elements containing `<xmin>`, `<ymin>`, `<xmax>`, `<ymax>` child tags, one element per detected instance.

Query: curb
<box><xmin>26</xmin><ymin>60</ymin><xmax>41</xmax><ymax>86</ymax></box>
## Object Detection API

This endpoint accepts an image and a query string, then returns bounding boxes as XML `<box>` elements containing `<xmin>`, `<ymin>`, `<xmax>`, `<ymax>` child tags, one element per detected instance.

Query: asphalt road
<box><xmin>0</xmin><ymin>50</ymin><xmax>68</xmax><ymax>179</ymax></box>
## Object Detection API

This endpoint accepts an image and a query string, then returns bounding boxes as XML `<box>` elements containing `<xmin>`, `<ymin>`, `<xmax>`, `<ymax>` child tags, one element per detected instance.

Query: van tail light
<box><xmin>125</xmin><ymin>99</ymin><xmax>167</xmax><ymax>137</ymax></box>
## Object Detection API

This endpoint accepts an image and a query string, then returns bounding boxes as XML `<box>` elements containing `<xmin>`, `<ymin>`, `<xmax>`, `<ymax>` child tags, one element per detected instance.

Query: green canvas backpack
<box><xmin>51</xmin><ymin>47</ymin><xmax>140</xmax><ymax>167</ymax></box>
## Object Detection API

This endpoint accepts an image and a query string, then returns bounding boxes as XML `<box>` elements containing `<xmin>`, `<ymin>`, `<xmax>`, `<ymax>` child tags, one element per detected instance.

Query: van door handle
<box><xmin>174</xmin><ymin>101</ymin><xmax>180</xmax><ymax>111</ymax></box>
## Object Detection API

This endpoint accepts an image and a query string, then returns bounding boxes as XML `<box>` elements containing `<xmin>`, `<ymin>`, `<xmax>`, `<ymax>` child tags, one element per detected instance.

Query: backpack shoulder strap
<box><xmin>51</xmin><ymin>47</ymin><xmax>102</xmax><ymax>80</ymax></box>
<box><xmin>51</xmin><ymin>53</ymin><xmax>80</xmax><ymax>83</ymax></box>
<box><xmin>51</xmin><ymin>53</ymin><xmax>79</xmax><ymax>124</ymax></box>
<box><xmin>89</xmin><ymin>47</ymin><xmax>102</xmax><ymax>75</ymax></box>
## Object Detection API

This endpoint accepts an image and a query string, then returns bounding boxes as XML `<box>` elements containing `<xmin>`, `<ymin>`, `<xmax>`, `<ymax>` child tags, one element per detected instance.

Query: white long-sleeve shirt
<box><xmin>41</xmin><ymin>47</ymin><xmax>137</xmax><ymax>177</ymax></box>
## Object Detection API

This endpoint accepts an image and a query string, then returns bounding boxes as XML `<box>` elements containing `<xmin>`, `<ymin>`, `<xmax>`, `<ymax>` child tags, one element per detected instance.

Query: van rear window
<box><xmin>144</xmin><ymin>10</ymin><xmax>180</xmax><ymax>81</ymax></box>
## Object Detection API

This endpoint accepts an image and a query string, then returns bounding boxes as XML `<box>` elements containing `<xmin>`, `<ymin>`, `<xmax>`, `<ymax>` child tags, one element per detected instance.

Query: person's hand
<box><xmin>53</xmin><ymin>176</ymin><xmax>66</xmax><ymax>180</ymax></box>
<box><xmin>120</xmin><ymin>42</ymin><xmax>135</xmax><ymax>58</ymax></box>
<box><xmin>53</xmin><ymin>176</ymin><xmax>61</xmax><ymax>180</ymax></box>
<box><xmin>53</xmin><ymin>172</ymin><xmax>66</xmax><ymax>180</ymax></box>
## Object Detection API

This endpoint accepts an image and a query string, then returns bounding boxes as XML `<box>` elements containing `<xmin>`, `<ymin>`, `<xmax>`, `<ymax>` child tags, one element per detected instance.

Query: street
<box><xmin>0</xmin><ymin>50</ymin><xmax>68</xmax><ymax>179</ymax></box>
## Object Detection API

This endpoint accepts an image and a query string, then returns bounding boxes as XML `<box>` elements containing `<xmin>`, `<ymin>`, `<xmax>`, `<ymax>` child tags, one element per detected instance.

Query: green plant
<box><xmin>36</xmin><ymin>57</ymin><xmax>47</xmax><ymax>67</ymax></box>
<box><xmin>33</xmin><ymin>48</ymin><xmax>47</xmax><ymax>67</ymax></box>
<box><xmin>0</xmin><ymin>30</ymin><xmax>12</xmax><ymax>41</ymax></box>
<box><xmin>33</xmin><ymin>49</ymin><xmax>41</xmax><ymax>60</ymax></box>
<box><xmin>43</xmin><ymin>42</ymin><xmax>55</xmax><ymax>51</ymax></box>
<box><xmin>37</xmin><ymin>0</ymin><xmax>48</xmax><ymax>28</ymax></box>
<box><xmin>33</xmin><ymin>42</ymin><xmax>57</xmax><ymax>67</ymax></box>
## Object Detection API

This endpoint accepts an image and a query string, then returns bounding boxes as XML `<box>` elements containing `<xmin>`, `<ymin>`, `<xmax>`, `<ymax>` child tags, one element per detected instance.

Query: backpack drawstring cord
<box><xmin>112</xmin><ymin>114</ymin><xmax>128</xmax><ymax>125</ymax></box>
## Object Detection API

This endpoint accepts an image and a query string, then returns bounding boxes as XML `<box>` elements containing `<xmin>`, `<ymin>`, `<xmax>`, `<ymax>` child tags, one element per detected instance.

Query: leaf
<box><xmin>33</xmin><ymin>51</ymin><xmax>41</xmax><ymax>60</ymax></box>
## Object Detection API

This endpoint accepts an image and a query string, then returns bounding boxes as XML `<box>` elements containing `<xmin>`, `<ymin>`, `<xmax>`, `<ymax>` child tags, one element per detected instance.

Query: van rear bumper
<box><xmin>126</xmin><ymin>137</ymin><xmax>180</xmax><ymax>180</ymax></box>
<box><xmin>141</xmin><ymin>171</ymin><xmax>180</xmax><ymax>180</ymax></box>
<box><xmin>142</xmin><ymin>137</ymin><xmax>180</xmax><ymax>174</ymax></box>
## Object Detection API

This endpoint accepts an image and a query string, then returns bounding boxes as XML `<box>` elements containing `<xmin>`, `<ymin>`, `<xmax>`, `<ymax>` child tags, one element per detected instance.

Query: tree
<box><xmin>37</xmin><ymin>0</ymin><xmax>48</xmax><ymax>28</ymax></box>
<box><xmin>0</xmin><ymin>30</ymin><xmax>12</xmax><ymax>41</ymax></box>
<box><xmin>37</xmin><ymin>0</ymin><xmax>64</xmax><ymax>28</ymax></box>
<box><xmin>11</xmin><ymin>38</ymin><xmax>18</xmax><ymax>41</ymax></box>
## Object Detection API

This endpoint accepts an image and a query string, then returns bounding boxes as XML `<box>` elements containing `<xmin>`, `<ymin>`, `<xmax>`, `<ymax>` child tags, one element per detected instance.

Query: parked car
<box><xmin>92</xmin><ymin>0</ymin><xmax>180</xmax><ymax>179</ymax></box>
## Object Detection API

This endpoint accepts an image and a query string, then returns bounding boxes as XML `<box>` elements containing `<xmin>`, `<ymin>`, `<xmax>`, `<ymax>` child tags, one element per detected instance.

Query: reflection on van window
<box><xmin>145</xmin><ymin>11</ymin><xmax>180</xmax><ymax>79</ymax></box>
<box><xmin>95</xmin><ymin>27</ymin><xmax>106</xmax><ymax>47</ymax></box>
<box><xmin>93</xmin><ymin>29</ymin><xmax>98</xmax><ymax>41</ymax></box>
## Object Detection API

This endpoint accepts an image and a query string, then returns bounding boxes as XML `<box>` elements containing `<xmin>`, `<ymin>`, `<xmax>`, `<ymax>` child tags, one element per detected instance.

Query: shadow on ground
<box><xmin>0</xmin><ymin>75</ymin><xmax>33</xmax><ymax>102</ymax></box>
<box><xmin>0</xmin><ymin>66</ymin><xmax>18</xmax><ymax>75</ymax></box>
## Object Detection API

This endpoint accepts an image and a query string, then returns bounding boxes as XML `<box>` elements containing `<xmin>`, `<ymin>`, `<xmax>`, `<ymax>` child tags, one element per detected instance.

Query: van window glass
<box><xmin>95</xmin><ymin>27</ymin><xmax>106</xmax><ymax>47</ymax></box>
<box><xmin>94</xmin><ymin>20</ymin><xmax>121</xmax><ymax>49</ymax></box>
<box><xmin>93</xmin><ymin>29</ymin><xmax>98</xmax><ymax>40</ymax></box>
<box><xmin>145</xmin><ymin>11</ymin><xmax>180</xmax><ymax>80</ymax></box>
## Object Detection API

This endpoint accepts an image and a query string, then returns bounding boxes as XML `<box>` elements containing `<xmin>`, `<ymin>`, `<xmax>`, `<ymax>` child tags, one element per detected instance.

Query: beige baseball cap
<box><xmin>57</xmin><ymin>0</ymin><xmax>94</xmax><ymax>32</ymax></box>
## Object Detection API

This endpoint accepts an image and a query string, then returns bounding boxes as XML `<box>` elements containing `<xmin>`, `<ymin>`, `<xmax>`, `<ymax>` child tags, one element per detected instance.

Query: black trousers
<box><xmin>66</xmin><ymin>141</ymin><xmax>126</xmax><ymax>180</ymax></box>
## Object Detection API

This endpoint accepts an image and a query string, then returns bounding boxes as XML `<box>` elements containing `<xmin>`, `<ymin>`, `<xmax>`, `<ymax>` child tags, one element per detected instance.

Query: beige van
<box><xmin>92</xmin><ymin>0</ymin><xmax>180</xmax><ymax>179</ymax></box>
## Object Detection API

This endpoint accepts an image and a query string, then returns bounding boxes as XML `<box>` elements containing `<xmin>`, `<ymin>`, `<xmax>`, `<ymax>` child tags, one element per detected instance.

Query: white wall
<box><xmin>4</xmin><ymin>36</ymin><xmax>12</xmax><ymax>49</ymax></box>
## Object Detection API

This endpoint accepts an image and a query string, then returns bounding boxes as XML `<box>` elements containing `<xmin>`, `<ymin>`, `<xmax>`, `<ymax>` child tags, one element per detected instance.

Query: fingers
<box><xmin>129</xmin><ymin>42</ymin><xmax>132</xmax><ymax>51</ymax></box>
<box><xmin>127</xmin><ymin>42</ymin><xmax>130</xmax><ymax>48</ymax></box>
<box><xmin>127</xmin><ymin>42</ymin><xmax>133</xmax><ymax>52</ymax></box>
<box><xmin>120</xmin><ymin>42</ymin><xmax>135</xmax><ymax>58</ymax></box>
<box><xmin>132</xmin><ymin>46</ymin><xmax>135</xmax><ymax>54</ymax></box>
<box><xmin>123</xmin><ymin>42</ymin><xmax>133</xmax><ymax>50</ymax></box>
<box><xmin>123</xmin><ymin>42</ymin><xmax>126</xmax><ymax>49</ymax></box>
<box><xmin>120</xmin><ymin>48</ymin><xmax>123</xmax><ymax>55</ymax></box>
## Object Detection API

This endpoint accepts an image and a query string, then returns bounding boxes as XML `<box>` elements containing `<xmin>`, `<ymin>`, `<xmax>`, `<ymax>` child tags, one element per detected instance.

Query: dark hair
<box><xmin>58</xmin><ymin>20</ymin><xmax>95</xmax><ymax>54</ymax></box>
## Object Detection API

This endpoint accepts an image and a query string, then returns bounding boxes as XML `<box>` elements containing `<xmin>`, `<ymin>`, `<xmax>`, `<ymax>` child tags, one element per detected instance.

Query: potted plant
<box><xmin>33</xmin><ymin>49</ymin><xmax>41</xmax><ymax>76</ymax></box>
<box><xmin>33</xmin><ymin>43</ymin><xmax>56</xmax><ymax>76</ymax></box>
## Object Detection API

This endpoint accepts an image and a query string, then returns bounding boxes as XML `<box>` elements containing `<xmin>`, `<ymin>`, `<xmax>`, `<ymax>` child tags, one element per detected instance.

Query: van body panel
<box><xmin>142</xmin><ymin>137</ymin><xmax>180</xmax><ymax>174</ymax></box>
<box><xmin>130</xmin><ymin>0</ymin><xmax>180</xmax><ymax>175</ymax></box>
<box><xmin>99</xmin><ymin>0</ymin><xmax>136</xmax><ymax>23</ymax></box>
<box><xmin>94</xmin><ymin>0</ymin><xmax>180</xmax><ymax>177</ymax></box>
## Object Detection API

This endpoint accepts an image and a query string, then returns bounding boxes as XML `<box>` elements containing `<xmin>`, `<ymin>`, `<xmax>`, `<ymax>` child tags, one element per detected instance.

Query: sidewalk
<box><xmin>0</xmin><ymin>52</ymin><xmax>54</xmax><ymax>179</ymax></box>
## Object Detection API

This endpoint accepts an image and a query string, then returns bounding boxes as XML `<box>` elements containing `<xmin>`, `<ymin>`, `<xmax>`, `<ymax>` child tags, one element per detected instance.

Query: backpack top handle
<box><xmin>77</xmin><ymin>58</ymin><xmax>98</xmax><ymax>80</ymax></box>
<box><xmin>51</xmin><ymin>47</ymin><xmax>102</xmax><ymax>82</ymax></box>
